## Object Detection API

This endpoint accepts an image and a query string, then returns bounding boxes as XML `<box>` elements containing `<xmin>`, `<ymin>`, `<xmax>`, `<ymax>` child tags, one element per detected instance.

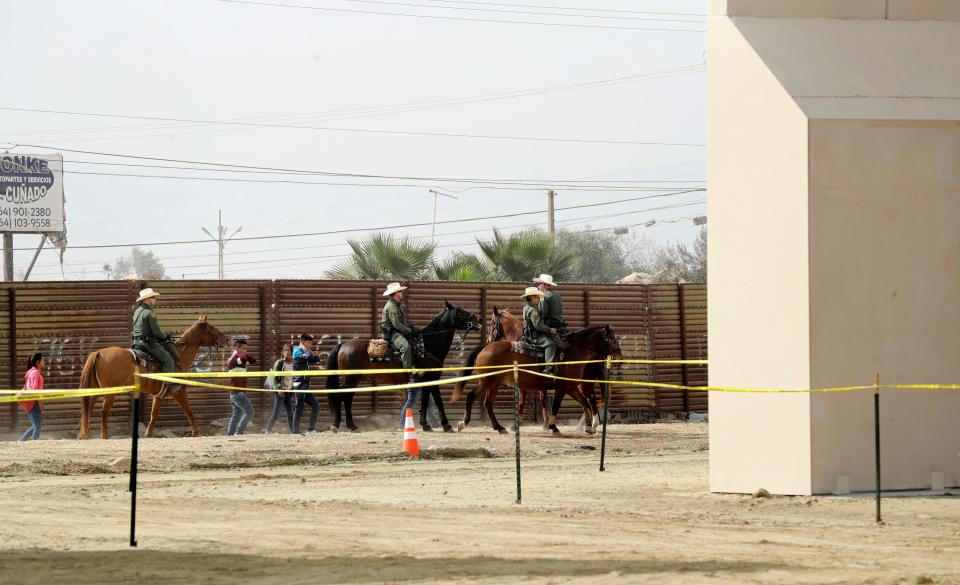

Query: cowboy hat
<box><xmin>136</xmin><ymin>288</ymin><xmax>160</xmax><ymax>303</ymax></box>
<box><xmin>382</xmin><ymin>282</ymin><xmax>408</xmax><ymax>297</ymax></box>
<box><xmin>533</xmin><ymin>274</ymin><xmax>558</xmax><ymax>287</ymax></box>
<box><xmin>520</xmin><ymin>286</ymin><xmax>545</xmax><ymax>299</ymax></box>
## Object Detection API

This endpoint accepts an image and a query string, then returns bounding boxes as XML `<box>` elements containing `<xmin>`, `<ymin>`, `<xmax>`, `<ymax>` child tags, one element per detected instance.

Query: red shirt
<box><xmin>226</xmin><ymin>352</ymin><xmax>256</xmax><ymax>390</ymax></box>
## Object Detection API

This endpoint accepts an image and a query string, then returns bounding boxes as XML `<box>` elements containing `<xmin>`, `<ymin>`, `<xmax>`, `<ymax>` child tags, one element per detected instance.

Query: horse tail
<box><xmin>451</xmin><ymin>345</ymin><xmax>483</xmax><ymax>402</ymax></box>
<box><xmin>78</xmin><ymin>351</ymin><xmax>100</xmax><ymax>438</ymax></box>
<box><xmin>325</xmin><ymin>344</ymin><xmax>342</xmax><ymax>390</ymax></box>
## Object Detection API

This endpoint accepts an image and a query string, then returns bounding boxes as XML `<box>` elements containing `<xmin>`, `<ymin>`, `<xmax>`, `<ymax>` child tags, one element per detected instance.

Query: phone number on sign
<box><xmin>0</xmin><ymin>217</ymin><xmax>53</xmax><ymax>229</ymax></box>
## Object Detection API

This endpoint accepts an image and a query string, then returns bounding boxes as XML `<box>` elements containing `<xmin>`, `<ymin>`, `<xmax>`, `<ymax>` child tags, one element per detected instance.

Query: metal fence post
<box><xmin>600</xmin><ymin>357</ymin><xmax>611</xmax><ymax>472</ymax></box>
<box><xmin>130</xmin><ymin>369</ymin><xmax>141</xmax><ymax>547</ymax></box>
<box><xmin>874</xmin><ymin>373</ymin><xmax>882</xmax><ymax>524</ymax></box>
<box><xmin>514</xmin><ymin>361</ymin><xmax>521</xmax><ymax>505</ymax></box>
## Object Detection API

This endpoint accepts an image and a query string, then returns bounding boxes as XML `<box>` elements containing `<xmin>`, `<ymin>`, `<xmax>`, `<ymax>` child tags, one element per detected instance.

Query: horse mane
<box><xmin>174</xmin><ymin>319</ymin><xmax>205</xmax><ymax>349</ymax></box>
<box><xmin>420</xmin><ymin>305</ymin><xmax>453</xmax><ymax>335</ymax></box>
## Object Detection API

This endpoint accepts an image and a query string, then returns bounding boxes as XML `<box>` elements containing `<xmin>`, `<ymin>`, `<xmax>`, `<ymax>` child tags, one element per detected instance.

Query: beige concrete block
<box><xmin>889</xmin><ymin>0</ymin><xmax>960</xmax><ymax>20</ymax></box>
<box><xmin>721</xmin><ymin>0</ymin><xmax>886</xmax><ymax>19</ymax></box>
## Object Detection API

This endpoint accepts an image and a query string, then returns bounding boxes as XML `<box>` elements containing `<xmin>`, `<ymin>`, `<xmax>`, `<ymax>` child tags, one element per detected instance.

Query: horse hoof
<box><xmin>549</xmin><ymin>425</ymin><xmax>560</xmax><ymax>435</ymax></box>
<box><xmin>329</xmin><ymin>425</ymin><xmax>339</xmax><ymax>433</ymax></box>
<box><xmin>456</xmin><ymin>421</ymin><xmax>465</xmax><ymax>432</ymax></box>
<box><xmin>584</xmin><ymin>427</ymin><xmax>596</xmax><ymax>435</ymax></box>
<box><xmin>350</xmin><ymin>428</ymin><xmax>361</xmax><ymax>434</ymax></box>
<box><xmin>422</xmin><ymin>424</ymin><xmax>434</xmax><ymax>433</ymax></box>
<box><xmin>442</xmin><ymin>424</ymin><xmax>454</xmax><ymax>433</ymax></box>
<box><xmin>497</xmin><ymin>428</ymin><xmax>509</xmax><ymax>435</ymax></box>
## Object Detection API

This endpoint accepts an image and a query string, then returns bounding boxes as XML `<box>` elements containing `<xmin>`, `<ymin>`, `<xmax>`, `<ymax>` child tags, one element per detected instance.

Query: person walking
<box><xmin>17</xmin><ymin>353</ymin><xmax>45</xmax><ymax>441</ymax></box>
<box><xmin>264</xmin><ymin>343</ymin><xmax>295</xmax><ymax>434</ymax></box>
<box><xmin>292</xmin><ymin>334</ymin><xmax>323</xmax><ymax>433</ymax></box>
<box><xmin>226</xmin><ymin>338</ymin><xmax>256</xmax><ymax>435</ymax></box>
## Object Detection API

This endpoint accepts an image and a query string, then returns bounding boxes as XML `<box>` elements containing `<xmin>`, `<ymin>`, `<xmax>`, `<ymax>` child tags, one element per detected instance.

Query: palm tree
<box><xmin>432</xmin><ymin>252</ymin><xmax>492</xmax><ymax>281</ymax></box>
<box><xmin>325</xmin><ymin>233</ymin><xmax>437</xmax><ymax>280</ymax></box>
<box><xmin>477</xmin><ymin>228</ymin><xmax>575</xmax><ymax>282</ymax></box>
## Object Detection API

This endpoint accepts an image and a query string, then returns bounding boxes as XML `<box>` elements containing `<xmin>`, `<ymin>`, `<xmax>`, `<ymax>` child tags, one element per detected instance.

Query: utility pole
<box><xmin>547</xmin><ymin>190</ymin><xmax>556</xmax><ymax>237</ymax></box>
<box><xmin>2</xmin><ymin>233</ymin><xmax>12</xmax><ymax>282</ymax></box>
<box><xmin>428</xmin><ymin>189</ymin><xmax>459</xmax><ymax>241</ymax></box>
<box><xmin>202</xmin><ymin>209</ymin><xmax>242</xmax><ymax>279</ymax></box>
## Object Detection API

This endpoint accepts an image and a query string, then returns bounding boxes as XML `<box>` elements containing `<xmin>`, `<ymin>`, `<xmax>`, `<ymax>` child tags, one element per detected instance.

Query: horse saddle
<box><xmin>511</xmin><ymin>339</ymin><xmax>564</xmax><ymax>362</ymax></box>
<box><xmin>369</xmin><ymin>337</ymin><xmax>427</xmax><ymax>364</ymax></box>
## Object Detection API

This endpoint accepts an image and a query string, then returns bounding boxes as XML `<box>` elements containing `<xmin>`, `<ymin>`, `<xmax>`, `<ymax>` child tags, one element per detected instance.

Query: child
<box><xmin>17</xmin><ymin>353</ymin><xmax>45</xmax><ymax>441</ymax></box>
<box><xmin>264</xmin><ymin>343</ymin><xmax>295</xmax><ymax>433</ymax></box>
<box><xmin>292</xmin><ymin>333</ymin><xmax>322</xmax><ymax>433</ymax></box>
<box><xmin>226</xmin><ymin>338</ymin><xmax>256</xmax><ymax>435</ymax></box>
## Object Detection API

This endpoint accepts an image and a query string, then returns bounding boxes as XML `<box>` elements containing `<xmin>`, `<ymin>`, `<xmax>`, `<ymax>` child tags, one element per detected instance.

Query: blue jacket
<box><xmin>292</xmin><ymin>345</ymin><xmax>321</xmax><ymax>389</ymax></box>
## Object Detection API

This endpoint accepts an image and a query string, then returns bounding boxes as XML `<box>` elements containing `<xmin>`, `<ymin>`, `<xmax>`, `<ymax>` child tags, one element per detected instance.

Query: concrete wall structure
<box><xmin>708</xmin><ymin>0</ymin><xmax>960</xmax><ymax>494</ymax></box>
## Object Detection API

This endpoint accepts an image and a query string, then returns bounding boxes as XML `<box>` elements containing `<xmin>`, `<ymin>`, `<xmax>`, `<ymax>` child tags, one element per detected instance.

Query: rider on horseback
<box><xmin>521</xmin><ymin>286</ymin><xmax>559</xmax><ymax>375</ymax></box>
<box><xmin>381</xmin><ymin>282</ymin><xmax>424</xmax><ymax>381</ymax></box>
<box><xmin>534</xmin><ymin>273</ymin><xmax>568</xmax><ymax>350</ymax></box>
<box><xmin>132</xmin><ymin>288</ymin><xmax>180</xmax><ymax>394</ymax></box>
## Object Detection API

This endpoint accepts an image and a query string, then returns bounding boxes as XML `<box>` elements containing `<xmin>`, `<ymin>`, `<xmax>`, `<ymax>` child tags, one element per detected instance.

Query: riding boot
<box><xmin>549</xmin><ymin>333</ymin><xmax>569</xmax><ymax>350</ymax></box>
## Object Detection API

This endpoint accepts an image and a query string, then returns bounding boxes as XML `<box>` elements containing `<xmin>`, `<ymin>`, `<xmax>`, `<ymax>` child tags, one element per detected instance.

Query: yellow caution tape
<box><xmin>139</xmin><ymin>368</ymin><xmax>515</xmax><ymax>395</ymax></box>
<box><xmin>0</xmin><ymin>386</ymin><xmax>136</xmax><ymax>404</ymax></box>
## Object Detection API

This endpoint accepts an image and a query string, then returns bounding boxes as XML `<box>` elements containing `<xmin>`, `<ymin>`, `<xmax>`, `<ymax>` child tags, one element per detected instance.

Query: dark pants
<box><xmin>266</xmin><ymin>393</ymin><xmax>295</xmax><ymax>433</ymax></box>
<box><xmin>294</xmin><ymin>392</ymin><xmax>321</xmax><ymax>433</ymax></box>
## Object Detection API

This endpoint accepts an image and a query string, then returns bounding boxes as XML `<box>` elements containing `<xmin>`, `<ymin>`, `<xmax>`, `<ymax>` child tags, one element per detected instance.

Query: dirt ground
<box><xmin>0</xmin><ymin>421</ymin><xmax>958</xmax><ymax>585</ymax></box>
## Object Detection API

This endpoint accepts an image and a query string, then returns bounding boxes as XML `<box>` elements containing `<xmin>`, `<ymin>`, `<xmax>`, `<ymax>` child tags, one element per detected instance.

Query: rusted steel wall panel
<box><xmin>1</xmin><ymin>279</ymin><xmax>709</xmax><ymax>436</ymax></box>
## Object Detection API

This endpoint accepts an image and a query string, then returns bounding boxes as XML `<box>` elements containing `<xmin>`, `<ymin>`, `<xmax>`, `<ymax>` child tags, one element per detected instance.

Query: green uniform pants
<box><xmin>531</xmin><ymin>336</ymin><xmax>557</xmax><ymax>365</ymax></box>
<box><xmin>142</xmin><ymin>341</ymin><xmax>176</xmax><ymax>373</ymax></box>
<box><xmin>391</xmin><ymin>333</ymin><xmax>415</xmax><ymax>370</ymax></box>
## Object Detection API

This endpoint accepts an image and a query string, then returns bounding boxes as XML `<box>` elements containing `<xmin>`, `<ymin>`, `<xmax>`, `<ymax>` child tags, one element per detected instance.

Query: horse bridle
<box><xmin>417</xmin><ymin>307</ymin><xmax>478</xmax><ymax>350</ymax></box>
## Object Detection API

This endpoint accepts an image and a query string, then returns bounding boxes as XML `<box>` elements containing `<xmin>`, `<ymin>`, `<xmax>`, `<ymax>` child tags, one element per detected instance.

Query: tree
<box><xmin>650</xmin><ymin>227</ymin><xmax>707</xmax><ymax>283</ymax></box>
<box><xmin>476</xmin><ymin>228</ymin><xmax>575</xmax><ymax>282</ymax></box>
<box><xmin>556</xmin><ymin>228</ymin><xmax>629</xmax><ymax>283</ymax></box>
<box><xmin>105</xmin><ymin>247</ymin><xmax>166</xmax><ymax>280</ymax></box>
<box><xmin>325</xmin><ymin>233</ymin><xmax>436</xmax><ymax>280</ymax></box>
<box><xmin>432</xmin><ymin>252</ymin><xmax>491</xmax><ymax>281</ymax></box>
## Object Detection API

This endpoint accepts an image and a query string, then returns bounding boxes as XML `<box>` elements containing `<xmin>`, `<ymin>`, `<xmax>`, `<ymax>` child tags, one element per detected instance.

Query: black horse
<box><xmin>324</xmin><ymin>301</ymin><xmax>480</xmax><ymax>432</ymax></box>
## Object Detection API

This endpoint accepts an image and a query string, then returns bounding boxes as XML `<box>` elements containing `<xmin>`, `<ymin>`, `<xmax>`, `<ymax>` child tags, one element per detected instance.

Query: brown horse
<box><xmin>78</xmin><ymin>315</ymin><xmax>229</xmax><ymax>439</ymax></box>
<box><xmin>451</xmin><ymin>325</ymin><xmax>622</xmax><ymax>434</ymax></box>
<box><xmin>324</xmin><ymin>302</ymin><xmax>480</xmax><ymax>431</ymax></box>
<box><xmin>461</xmin><ymin>307</ymin><xmax>604</xmax><ymax>432</ymax></box>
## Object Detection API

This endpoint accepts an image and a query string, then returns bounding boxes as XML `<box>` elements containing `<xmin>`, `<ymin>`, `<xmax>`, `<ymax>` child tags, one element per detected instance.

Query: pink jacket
<box><xmin>18</xmin><ymin>367</ymin><xmax>44</xmax><ymax>412</ymax></box>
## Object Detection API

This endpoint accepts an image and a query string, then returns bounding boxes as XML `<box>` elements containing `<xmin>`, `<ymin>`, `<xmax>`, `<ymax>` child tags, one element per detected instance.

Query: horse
<box><xmin>78</xmin><ymin>315</ymin><xmax>229</xmax><ymax>439</ymax></box>
<box><xmin>451</xmin><ymin>325</ymin><xmax>622</xmax><ymax>434</ymax></box>
<box><xmin>460</xmin><ymin>307</ymin><xmax>603</xmax><ymax>432</ymax></box>
<box><xmin>324</xmin><ymin>301</ymin><xmax>480</xmax><ymax>432</ymax></box>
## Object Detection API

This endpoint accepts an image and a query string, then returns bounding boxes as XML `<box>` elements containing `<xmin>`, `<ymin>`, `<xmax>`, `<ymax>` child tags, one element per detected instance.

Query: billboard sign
<box><xmin>0</xmin><ymin>153</ymin><xmax>66</xmax><ymax>233</ymax></box>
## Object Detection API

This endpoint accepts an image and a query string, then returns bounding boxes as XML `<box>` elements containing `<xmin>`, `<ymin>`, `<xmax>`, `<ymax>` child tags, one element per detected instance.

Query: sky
<box><xmin>1</xmin><ymin>0</ymin><xmax>707</xmax><ymax>280</ymax></box>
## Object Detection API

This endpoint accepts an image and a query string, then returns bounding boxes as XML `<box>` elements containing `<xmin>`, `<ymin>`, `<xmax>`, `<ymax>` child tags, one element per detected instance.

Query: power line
<box><xmin>26</xmin><ymin>202</ymin><xmax>706</xmax><ymax>277</ymax></box>
<box><xmin>30</xmin><ymin>198</ymin><xmax>706</xmax><ymax>270</ymax></box>
<box><xmin>0</xmin><ymin>64</ymin><xmax>703</xmax><ymax>140</ymax></box>
<box><xmin>212</xmin><ymin>0</ymin><xmax>706</xmax><ymax>32</ymax></box>
<box><xmin>1</xmin><ymin>110</ymin><xmax>704</xmax><ymax>147</ymax></box>
<box><xmin>13</xmin><ymin>190</ymin><xmax>703</xmax><ymax>252</ymax></box>
<box><xmin>326</xmin><ymin>0</ymin><xmax>705</xmax><ymax>23</ymax></box>
<box><xmin>13</xmin><ymin>143</ymin><xmax>705</xmax><ymax>187</ymax></box>
<box><xmin>422</xmin><ymin>0</ymin><xmax>706</xmax><ymax>18</ymax></box>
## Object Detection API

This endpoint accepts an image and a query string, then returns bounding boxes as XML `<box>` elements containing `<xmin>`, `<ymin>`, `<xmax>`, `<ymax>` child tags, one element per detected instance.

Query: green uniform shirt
<box><xmin>523</xmin><ymin>302</ymin><xmax>552</xmax><ymax>338</ymax></box>
<box><xmin>539</xmin><ymin>289</ymin><xmax>564</xmax><ymax>327</ymax></box>
<box><xmin>132</xmin><ymin>304</ymin><xmax>166</xmax><ymax>340</ymax></box>
<box><xmin>381</xmin><ymin>299</ymin><xmax>412</xmax><ymax>336</ymax></box>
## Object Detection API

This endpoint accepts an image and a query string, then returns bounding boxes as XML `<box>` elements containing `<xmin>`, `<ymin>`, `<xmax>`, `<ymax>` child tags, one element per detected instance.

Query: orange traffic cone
<box><xmin>402</xmin><ymin>408</ymin><xmax>420</xmax><ymax>458</ymax></box>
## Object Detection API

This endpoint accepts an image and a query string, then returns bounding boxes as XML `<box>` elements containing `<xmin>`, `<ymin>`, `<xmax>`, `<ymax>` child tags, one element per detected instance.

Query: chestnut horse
<box><xmin>460</xmin><ymin>307</ymin><xmax>605</xmax><ymax>433</ymax></box>
<box><xmin>451</xmin><ymin>325</ymin><xmax>622</xmax><ymax>434</ymax></box>
<box><xmin>78</xmin><ymin>315</ymin><xmax>228</xmax><ymax>439</ymax></box>
<box><xmin>324</xmin><ymin>301</ymin><xmax>480</xmax><ymax>431</ymax></box>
